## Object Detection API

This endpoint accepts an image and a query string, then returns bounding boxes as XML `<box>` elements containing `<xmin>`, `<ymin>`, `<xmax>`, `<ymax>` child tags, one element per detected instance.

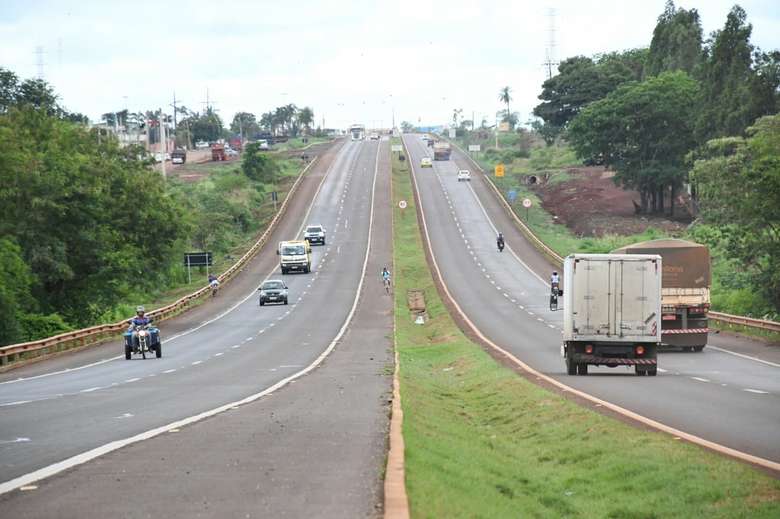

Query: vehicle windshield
<box><xmin>282</xmin><ymin>245</ymin><xmax>305</xmax><ymax>255</ymax></box>
<box><xmin>263</xmin><ymin>281</ymin><xmax>284</xmax><ymax>290</ymax></box>
<box><xmin>306</xmin><ymin>226</ymin><xmax>322</xmax><ymax>233</ymax></box>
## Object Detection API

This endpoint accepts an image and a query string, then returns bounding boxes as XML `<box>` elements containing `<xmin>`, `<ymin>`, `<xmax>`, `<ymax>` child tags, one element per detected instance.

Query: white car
<box><xmin>303</xmin><ymin>224</ymin><xmax>326</xmax><ymax>245</ymax></box>
<box><xmin>225</xmin><ymin>147</ymin><xmax>239</xmax><ymax>157</ymax></box>
<box><xmin>457</xmin><ymin>170</ymin><xmax>471</xmax><ymax>181</ymax></box>
<box><xmin>420</xmin><ymin>157</ymin><xmax>433</xmax><ymax>168</ymax></box>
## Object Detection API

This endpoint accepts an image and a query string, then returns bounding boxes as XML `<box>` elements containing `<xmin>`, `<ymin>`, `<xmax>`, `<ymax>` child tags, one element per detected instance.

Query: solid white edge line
<box><xmin>402</xmin><ymin>134</ymin><xmax>780</xmax><ymax>473</ymax></box>
<box><xmin>707</xmin><ymin>345</ymin><xmax>780</xmax><ymax>368</ymax></box>
<box><xmin>0</xmin><ymin>140</ymin><xmax>382</xmax><ymax>495</ymax></box>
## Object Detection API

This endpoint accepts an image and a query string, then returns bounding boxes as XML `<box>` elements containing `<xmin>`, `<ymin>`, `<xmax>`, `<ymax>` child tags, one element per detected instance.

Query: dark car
<box><xmin>258</xmin><ymin>279</ymin><xmax>289</xmax><ymax>306</ymax></box>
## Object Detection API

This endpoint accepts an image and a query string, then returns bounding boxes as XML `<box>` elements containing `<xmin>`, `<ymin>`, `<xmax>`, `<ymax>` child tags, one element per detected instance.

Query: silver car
<box><xmin>304</xmin><ymin>224</ymin><xmax>326</xmax><ymax>245</ymax></box>
<box><xmin>258</xmin><ymin>279</ymin><xmax>288</xmax><ymax>306</ymax></box>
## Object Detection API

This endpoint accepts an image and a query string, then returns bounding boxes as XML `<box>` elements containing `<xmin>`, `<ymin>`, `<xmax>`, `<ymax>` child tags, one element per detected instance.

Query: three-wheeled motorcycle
<box><xmin>124</xmin><ymin>323</ymin><xmax>162</xmax><ymax>359</ymax></box>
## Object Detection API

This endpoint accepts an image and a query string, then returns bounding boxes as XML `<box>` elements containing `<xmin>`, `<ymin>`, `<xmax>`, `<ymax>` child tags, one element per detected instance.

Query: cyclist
<box><xmin>208</xmin><ymin>274</ymin><xmax>220</xmax><ymax>296</ymax></box>
<box><xmin>381</xmin><ymin>267</ymin><xmax>391</xmax><ymax>292</ymax></box>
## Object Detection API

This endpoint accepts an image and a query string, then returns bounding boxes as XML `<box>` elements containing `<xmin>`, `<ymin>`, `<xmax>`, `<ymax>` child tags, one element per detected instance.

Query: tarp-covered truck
<box><xmin>612</xmin><ymin>239</ymin><xmax>710</xmax><ymax>351</ymax></box>
<box><xmin>433</xmin><ymin>142</ymin><xmax>451</xmax><ymax>160</ymax></box>
<box><xmin>562</xmin><ymin>253</ymin><xmax>662</xmax><ymax>376</ymax></box>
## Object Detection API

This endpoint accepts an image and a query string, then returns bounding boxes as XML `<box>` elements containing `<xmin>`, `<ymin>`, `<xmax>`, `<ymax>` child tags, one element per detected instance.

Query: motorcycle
<box><xmin>549</xmin><ymin>282</ymin><xmax>562</xmax><ymax>311</ymax></box>
<box><xmin>497</xmin><ymin>239</ymin><xmax>505</xmax><ymax>252</ymax></box>
<box><xmin>124</xmin><ymin>323</ymin><xmax>162</xmax><ymax>359</ymax></box>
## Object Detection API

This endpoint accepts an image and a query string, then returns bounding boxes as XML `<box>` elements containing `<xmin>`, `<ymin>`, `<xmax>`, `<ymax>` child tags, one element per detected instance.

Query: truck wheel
<box><xmin>281</xmin><ymin>268</ymin><xmax>287</xmax><ymax>275</ymax></box>
<box><xmin>636</xmin><ymin>368</ymin><xmax>646</xmax><ymax>376</ymax></box>
<box><xmin>125</xmin><ymin>343</ymin><xmax>131</xmax><ymax>360</ymax></box>
<box><xmin>693</xmin><ymin>346</ymin><xmax>704</xmax><ymax>352</ymax></box>
<box><xmin>155</xmin><ymin>343</ymin><xmax>162</xmax><ymax>358</ymax></box>
<box><xmin>577</xmin><ymin>363</ymin><xmax>588</xmax><ymax>375</ymax></box>
<box><xmin>647</xmin><ymin>367</ymin><xmax>658</xmax><ymax>376</ymax></box>
<box><xmin>284</xmin><ymin>298</ymin><xmax>288</xmax><ymax>305</ymax></box>
<box><xmin>566</xmin><ymin>358</ymin><xmax>577</xmax><ymax>376</ymax></box>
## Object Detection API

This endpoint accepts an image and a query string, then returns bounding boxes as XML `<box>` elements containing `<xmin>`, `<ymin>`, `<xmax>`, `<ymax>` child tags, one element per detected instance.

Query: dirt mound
<box><xmin>534</xmin><ymin>167</ymin><xmax>690</xmax><ymax>237</ymax></box>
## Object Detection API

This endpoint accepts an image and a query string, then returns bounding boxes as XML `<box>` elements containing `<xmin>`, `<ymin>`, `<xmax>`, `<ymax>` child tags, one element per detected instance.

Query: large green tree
<box><xmin>646</xmin><ymin>1</ymin><xmax>703</xmax><ymax>76</ymax></box>
<box><xmin>0</xmin><ymin>107</ymin><xmax>189</xmax><ymax>326</ymax></box>
<box><xmin>180</xmin><ymin>107</ymin><xmax>224</xmax><ymax>143</ymax></box>
<box><xmin>533</xmin><ymin>50</ymin><xmax>646</xmax><ymax>144</ymax></box>
<box><xmin>695</xmin><ymin>5</ymin><xmax>778</xmax><ymax>142</ymax></box>
<box><xmin>691</xmin><ymin>115</ymin><xmax>780</xmax><ymax>309</ymax></box>
<box><xmin>568</xmin><ymin>71</ymin><xmax>699</xmax><ymax>215</ymax></box>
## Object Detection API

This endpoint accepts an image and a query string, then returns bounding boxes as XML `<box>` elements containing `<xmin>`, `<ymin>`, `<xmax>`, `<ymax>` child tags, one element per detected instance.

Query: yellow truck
<box><xmin>278</xmin><ymin>240</ymin><xmax>312</xmax><ymax>274</ymax></box>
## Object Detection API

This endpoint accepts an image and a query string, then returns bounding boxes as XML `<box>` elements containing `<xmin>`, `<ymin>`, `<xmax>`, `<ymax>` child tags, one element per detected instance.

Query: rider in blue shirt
<box><xmin>129</xmin><ymin>306</ymin><xmax>152</xmax><ymax>328</ymax></box>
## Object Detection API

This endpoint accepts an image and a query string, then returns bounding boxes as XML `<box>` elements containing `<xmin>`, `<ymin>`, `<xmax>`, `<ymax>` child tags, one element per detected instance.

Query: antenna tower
<box><xmin>35</xmin><ymin>45</ymin><xmax>45</xmax><ymax>79</ymax></box>
<box><xmin>543</xmin><ymin>8</ymin><xmax>559</xmax><ymax>80</ymax></box>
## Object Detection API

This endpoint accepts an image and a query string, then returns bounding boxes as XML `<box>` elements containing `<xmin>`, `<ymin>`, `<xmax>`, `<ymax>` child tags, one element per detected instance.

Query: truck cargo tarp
<box><xmin>612</xmin><ymin>239</ymin><xmax>710</xmax><ymax>288</ymax></box>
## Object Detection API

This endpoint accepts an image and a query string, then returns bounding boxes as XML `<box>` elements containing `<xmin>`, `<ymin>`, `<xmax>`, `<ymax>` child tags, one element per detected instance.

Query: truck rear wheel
<box><xmin>693</xmin><ymin>346</ymin><xmax>704</xmax><ymax>352</ymax></box>
<box><xmin>647</xmin><ymin>367</ymin><xmax>657</xmax><ymax>376</ymax></box>
<box><xmin>577</xmin><ymin>363</ymin><xmax>588</xmax><ymax>375</ymax></box>
<box><xmin>566</xmin><ymin>357</ymin><xmax>577</xmax><ymax>375</ymax></box>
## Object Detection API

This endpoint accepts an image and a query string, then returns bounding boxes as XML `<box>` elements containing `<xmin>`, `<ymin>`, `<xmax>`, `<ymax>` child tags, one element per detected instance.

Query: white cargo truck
<box><xmin>562</xmin><ymin>254</ymin><xmax>662</xmax><ymax>376</ymax></box>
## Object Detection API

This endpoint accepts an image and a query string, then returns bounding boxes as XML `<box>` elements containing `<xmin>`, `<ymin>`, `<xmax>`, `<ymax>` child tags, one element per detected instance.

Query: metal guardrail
<box><xmin>449</xmin><ymin>140</ymin><xmax>780</xmax><ymax>335</ymax></box>
<box><xmin>0</xmin><ymin>156</ymin><xmax>320</xmax><ymax>369</ymax></box>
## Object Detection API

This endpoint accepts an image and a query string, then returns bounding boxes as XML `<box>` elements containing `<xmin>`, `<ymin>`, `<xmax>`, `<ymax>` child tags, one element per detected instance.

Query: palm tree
<box><xmin>498</xmin><ymin>86</ymin><xmax>512</xmax><ymax>126</ymax></box>
<box><xmin>297</xmin><ymin>106</ymin><xmax>314</xmax><ymax>134</ymax></box>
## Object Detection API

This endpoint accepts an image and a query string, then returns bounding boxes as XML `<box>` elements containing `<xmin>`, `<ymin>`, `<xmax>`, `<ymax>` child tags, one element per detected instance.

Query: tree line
<box><xmin>532</xmin><ymin>2</ymin><xmax>779</xmax><ymax>311</ymax></box>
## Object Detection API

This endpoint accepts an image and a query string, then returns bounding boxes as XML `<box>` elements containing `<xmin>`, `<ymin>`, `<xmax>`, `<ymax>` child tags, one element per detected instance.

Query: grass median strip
<box><xmin>390</xmin><ymin>140</ymin><xmax>780</xmax><ymax>518</ymax></box>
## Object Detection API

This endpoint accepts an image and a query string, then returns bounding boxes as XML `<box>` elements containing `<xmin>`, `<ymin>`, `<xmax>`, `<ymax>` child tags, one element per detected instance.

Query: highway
<box><xmin>0</xmin><ymin>139</ymin><xmax>393</xmax><ymax>516</ymax></box>
<box><xmin>403</xmin><ymin>134</ymin><xmax>780</xmax><ymax>464</ymax></box>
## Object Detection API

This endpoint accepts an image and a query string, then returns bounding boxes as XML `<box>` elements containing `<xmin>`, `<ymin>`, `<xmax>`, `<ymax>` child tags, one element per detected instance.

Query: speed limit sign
<box><xmin>522</xmin><ymin>198</ymin><xmax>532</xmax><ymax>208</ymax></box>
<box><xmin>398</xmin><ymin>200</ymin><xmax>408</xmax><ymax>209</ymax></box>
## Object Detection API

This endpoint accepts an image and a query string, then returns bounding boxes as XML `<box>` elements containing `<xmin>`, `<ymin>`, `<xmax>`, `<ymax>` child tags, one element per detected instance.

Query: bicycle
<box><xmin>383</xmin><ymin>276</ymin><xmax>391</xmax><ymax>294</ymax></box>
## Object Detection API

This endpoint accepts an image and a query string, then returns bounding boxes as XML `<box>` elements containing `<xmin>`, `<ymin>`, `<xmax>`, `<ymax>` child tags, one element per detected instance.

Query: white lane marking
<box><xmin>191</xmin><ymin>361</ymin><xmax>202</xmax><ymax>366</ymax></box>
<box><xmin>707</xmin><ymin>345</ymin><xmax>780</xmax><ymax>368</ymax></box>
<box><xmin>743</xmin><ymin>388</ymin><xmax>769</xmax><ymax>394</ymax></box>
<box><xmin>548</xmin><ymin>324</ymin><xmax>556</xmax><ymax>329</ymax></box>
<box><xmin>231</xmin><ymin>345</ymin><xmax>240</xmax><ymax>349</ymax></box>
<box><xmin>0</xmin><ymin>437</ymin><xmax>31</xmax><ymax>444</ymax></box>
<box><xmin>0</xmin><ymin>401</ymin><xmax>32</xmax><ymax>407</ymax></box>
<box><xmin>691</xmin><ymin>377</ymin><xmax>709</xmax><ymax>383</ymax></box>
<box><xmin>124</xmin><ymin>377</ymin><xmax>141</xmax><ymax>383</ymax></box>
<box><xmin>115</xmin><ymin>413</ymin><xmax>134</xmax><ymax>420</ymax></box>
<box><xmin>162</xmin><ymin>369</ymin><xmax>176</xmax><ymax>374</ymax></box>
<box><xmin>528</xmin><ymin>311</ymin><xmax>535</xmax><ymax>316</ymax></box>
<box><xmin>80</xmin><ymin>387</ymin><xmax>102</xmax><ymax>393</ymax></box>
<box><xmin>214</xmin><ymin>353</ymin><xmax>224</xmax><ymax>357</ymax></box>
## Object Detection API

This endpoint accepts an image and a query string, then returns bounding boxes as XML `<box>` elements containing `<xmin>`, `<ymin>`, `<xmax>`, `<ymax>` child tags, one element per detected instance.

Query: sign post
<box><xmin>184</xmin><ymin>252</ymin><xmax>213</xmax><ymax>285</ymax></box>
<box><xmin>522</xmin><ymin>198</ymin><xmax>532</xmax><ymax>222</ymax></box>
<box><xmin>495</xmin><ymin>163</ymin><xmax>505</xmax><ymax>178</ymax></box>
<box><xmin>271</xmin><ymin>191</ymin><xmax>278</xmax><ymax>212</ymax></box>
<box><xmin>507</xmin><ymin>189</ymin><xmax>517</xmax><ymax>203</ymax></box>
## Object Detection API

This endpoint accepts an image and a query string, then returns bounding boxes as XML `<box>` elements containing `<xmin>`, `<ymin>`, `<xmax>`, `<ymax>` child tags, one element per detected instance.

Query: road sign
<box><xmin>508</xmin><ymin>189</ymin><xmax>517</xmax><ymax>202</ymax></box>
<box><xmin>522</xmin><ymin>198</ymin><xmax>532</xmax><ymax>208</ymax></box>
<box><xmin>398</xmin><ymin>200</ymin><xmax>408</xmax><ymax>209</ymax></box>
<box><xmin>468</xmin><ymin>144</ymin><xmax>481</xmax><ymax>152</ymax></box>
<box><xmin>184</xmin><ymin>252</ymin><xmax>212</xmax><ymax>267</ymax></box>
<box><xmin>495</xmin><ymin>164</ymin><xmax>505</xmax><ymax>177</ymax></box>
<box><xmin>448</xmin><ymin>128</ymin><xmax>456</xmax><ymax>139</ymax></box>
<box><xmin>391</xmin><ymin>144</ymin><xmax>403</xmax><ymax>152</ymax></box>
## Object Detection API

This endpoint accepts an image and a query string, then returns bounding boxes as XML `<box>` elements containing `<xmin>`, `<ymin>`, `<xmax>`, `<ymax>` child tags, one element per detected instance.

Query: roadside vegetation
<box><xmin>450</xmin><ymin>2</ymin><xmax>779</xmax><ymax>320</ymax></box>
<box><xmin>0</xmin><ymin>69</ymin><xmax>308</xmax><ymax>345</ymax></box>
<box><xmin>391</xmin><ymin>139</ymin><xmax>780</xmax><ymax>518</ymax></box>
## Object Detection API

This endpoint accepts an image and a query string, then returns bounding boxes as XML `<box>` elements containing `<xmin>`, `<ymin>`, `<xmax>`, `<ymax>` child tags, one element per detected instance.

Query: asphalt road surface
<box><xmin>404</xmin><ymin>134</ymin><xmax>780</xmax><ymax>464</ymax></box>
<box><xmin>0</xmin><ymin>139</ymin><xmax>393</xmax><ymax>517</ymax></box>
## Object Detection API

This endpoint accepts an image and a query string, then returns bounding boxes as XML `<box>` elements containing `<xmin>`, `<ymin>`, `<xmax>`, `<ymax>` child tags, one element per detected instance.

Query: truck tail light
<box><xmin>635</xmin><ymin>345</ymin><xmax>645</xmax><ymax>356</ymax></box>
<box><xmin>585</xmin><ymin>344</ymin><xmax>593</xmax><ymax>354</ymax></box>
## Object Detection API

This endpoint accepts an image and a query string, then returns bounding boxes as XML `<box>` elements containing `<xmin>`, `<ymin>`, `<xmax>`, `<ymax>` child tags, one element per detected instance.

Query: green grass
<box><xmin>271</xmin><ymin>136</ymin><xmax>330</xmax><ymax>152</ymax></box>
<box><xmin>391</xmin><ymin>139</ymin><xmax>780</xmax><ymax>518</ymax></box>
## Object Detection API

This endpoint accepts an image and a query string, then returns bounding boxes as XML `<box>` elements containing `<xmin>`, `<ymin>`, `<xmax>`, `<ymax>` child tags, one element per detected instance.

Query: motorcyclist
<box><xmin>208</xmin><ymin>274</ymin><xmax>220</xmax><ymax>288</ymax></box>
<box><xmin>496</xmin><ymin>233</ymin><xmax>505</xmax><ymax>252</ymax></box>
<box><xmin>550</xmin><ymin>271</ymin><xmax>560</xmax><ymax>290</ymax></box>
<box><xmin>128</xmin><ymin>306</ymin><xmax>152</xmax><ymax>329</ymax></box>
<box><xmin>381</xmin><ymin>267</ymin><xmax>391</xmax><ymax>282</ymax></box>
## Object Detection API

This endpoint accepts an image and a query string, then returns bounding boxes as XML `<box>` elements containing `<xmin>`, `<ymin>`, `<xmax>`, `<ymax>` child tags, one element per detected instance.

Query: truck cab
<box><xmin>277</xmin><ymin>240</ymin><xmax>312</xmax><ymax>274</ymax></box>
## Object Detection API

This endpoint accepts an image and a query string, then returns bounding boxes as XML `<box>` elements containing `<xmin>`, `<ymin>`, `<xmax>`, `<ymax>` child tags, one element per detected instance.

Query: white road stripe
<box><xmin>743</xmin><ymin>388</ymin><xmax>769</xmax><ymax>394</ymax></box>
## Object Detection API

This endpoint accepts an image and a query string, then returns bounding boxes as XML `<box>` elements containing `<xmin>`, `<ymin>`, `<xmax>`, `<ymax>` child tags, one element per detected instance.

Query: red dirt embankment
<box><xmin>534</xmin><ymin>167</ymin><xmax>691</xmax><ymax>237</ymax></box>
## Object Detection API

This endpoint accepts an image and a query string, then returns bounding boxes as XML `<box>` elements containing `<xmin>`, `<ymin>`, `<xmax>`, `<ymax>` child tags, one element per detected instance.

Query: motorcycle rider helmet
<box><xmin>136</xmin><ymin>305</ymin><xmax>145</xmax><ymax>315</ymax></box>
<box><xmin>553</xmin><ymin>271</ymin><xmax>557</xmax><ymax>275</ymax></box>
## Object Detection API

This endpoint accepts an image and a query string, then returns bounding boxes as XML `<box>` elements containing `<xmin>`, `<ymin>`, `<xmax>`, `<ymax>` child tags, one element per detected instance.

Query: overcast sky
<box><xmin>1</xmin><ymin>0</ymin><xmax>778</xmax><ymax>130</ymax></box>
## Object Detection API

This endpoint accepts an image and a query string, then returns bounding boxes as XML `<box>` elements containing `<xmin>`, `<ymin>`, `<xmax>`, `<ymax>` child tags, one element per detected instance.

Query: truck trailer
<box><xmin>612</xmin><ymin>239</ymin><xmax>710</xmax><ymax>351</ymax></box>
<box><xmin>433</xmin><ymin>142</ymin><xmax>451</xmax><ymax>160</ymax></box>
<box><xmin>562</xmin><ymin>254</ymin><xmax>662</xmax><ymax>376</ymax></box>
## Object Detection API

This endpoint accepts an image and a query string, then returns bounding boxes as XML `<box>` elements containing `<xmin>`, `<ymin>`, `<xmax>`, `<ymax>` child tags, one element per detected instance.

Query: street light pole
<box><xmin>160</xmin><ymin>110</ymin><xmax>167</xmax><ymax>179</ymax></box>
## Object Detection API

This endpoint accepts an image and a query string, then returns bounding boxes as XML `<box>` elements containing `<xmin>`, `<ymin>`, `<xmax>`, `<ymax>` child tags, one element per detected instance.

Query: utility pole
<box><xmin>160</xmin><ymin>109</ymin><xmax>167</xmax><ymax>179</ymax></box>
<box><xmin>171</xmin><ymin>92</ymin><xmax>178</xmax><ymax>131</ymax></box>
<box><xmin>34</xmin><ymin>45</ymin><xmax>45</xmax><ymax>79</ymax></box>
